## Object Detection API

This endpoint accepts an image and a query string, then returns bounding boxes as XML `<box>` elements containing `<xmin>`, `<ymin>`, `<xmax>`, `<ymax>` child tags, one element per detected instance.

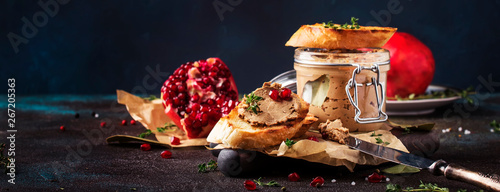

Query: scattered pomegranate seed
<box><xmin>288</xmin><ymin>172</ymin><xmax>300</xmax><ymax>182</ymax></box>
<box><xmin>161</xmin><ymin>150</ymin><xmax>172</xmax><ymax>159</ymax></box>
<box><xmin>140</xmin><ymin>143</ymin><xmax>151</xmax><ymax>151</ymax></box>
<box><xmin>310</xmin><ymin>176</ymin><xmax>325</xmax><ymax>188</ymax></box>
<box><xmin>367</xmin><ymin>172</ymin><xmax>386</xmax><ymax>183</ymax></box>
<box><xmin>130</xmin><ymin>119</ymin><xmax>136</xmax><ymax>125</ymax></box>
<box><xmin>100</xmin><ymin>122</ymin><xmax>106</xmax><ymax>128</ymax></box>
<box><xmin>121</xmin><ymin>120</ymin><xmax>127</xmax><ymax>126</ymax></box>
<box><xmin>244</xmin><ymin>180</ymin><xmax>256</xmax><ymax>191</ymax></box>
<box><xmin>170</xmin><ymin>136</ymin><xmax>181</xmax><ymax>145</ymax></box>
<box><xmin>269</xmin><ymin>89</ymin><xmax>280</xmax><ymax>101</ymax></box>
<box><xmin>59</xmin><ymin>126</ymin><xmax>65</xmax><ymax>132</ymax></box>
<box><xmin>307</xmin><ymin>136</ymin><xmax>319</xmax><ymax>142</ymax></box>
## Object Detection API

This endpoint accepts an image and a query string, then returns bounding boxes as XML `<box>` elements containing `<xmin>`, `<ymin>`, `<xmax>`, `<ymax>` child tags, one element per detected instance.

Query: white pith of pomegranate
<box><xmin>161</xmin><ymin>58</ymin><xmax>239</xmax><ymax>139</ymax></box>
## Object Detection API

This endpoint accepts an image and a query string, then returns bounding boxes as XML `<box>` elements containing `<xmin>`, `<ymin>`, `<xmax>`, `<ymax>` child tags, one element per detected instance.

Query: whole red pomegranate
<box><xmin>382</xmin><ymin>32</ymin><xmax>435</xmax><ymax>98</ymax></box>
<box><xmin>161</xmin><ymin>58</ymin><xmax>239</xmax><ymax>139</ymax></box>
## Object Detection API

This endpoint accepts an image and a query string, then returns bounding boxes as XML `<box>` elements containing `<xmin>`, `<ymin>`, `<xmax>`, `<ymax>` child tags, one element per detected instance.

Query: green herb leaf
<box><xmin>389</xmin><ymin>87</ymin><xmax>475</xmax><ymax>103</ymax></box>
<box><xmin>350</xmin><ymin>17</ymin><xmax>360</xmax><ymax>29</ymax></box>
<box><xmin>323</xmin><ymin>17</ymin><xmax>360</xmax><ymax>29</ymax></box>
<box><xmin>323</xmin><ymin>20</ymin><xmax>335</xmax><ymax>28</ymax></box>
<box><xmin>139</xmin><ymin>123</ymin><xmax>178</xmax><ymax>138</ymax></box>
<box><xmin>284</xmin><ymin>138</ymin><xmax>296</xmax><ymax>147</ymax></box>
<box><xmin>254</xmin><ymin>177</ymin><xmax>281</xmax><ymax>187</ymax></box>
<box><xmin>375</xmin><ymin>137</ymin><xmax>390</xmax><ymax>145</ymax></box>
<box><xmin>386</xmin><ymin>180</ymin><xmax>452</xmax><ymax>192</ymax></box>
<box><xmin>245</xmin><ymin>92</ymin><xmax>263</xmax><ymax>114</ymax></box>
<box><xmin>382</xmin><ymin>164</ymin><xmax>421</xmax><ymax>174</ymax></box>
<box><xmin>418</xmin><ymin>181</ymin><xmax>449</xmax><ymax>191</ymax></box>
<box><xmin>386</xmin><ymin>183</ymin><xmax>403</xmax><ymax>192</ymax></box>
<box><xmin>197</xmin><ymin>163</ymin><xmax>207</xmax><ymax>173</ymax></box>
<box><xmin>491</xmin><ymin>120</ymin><xmax>500</xmax><ymax>133</ymax></box>
<box><xmin>371</xmin><ymin>131</ymin><xmax>383</xmax><ymax>137</ymax></box>
<box><xmin>143</xmin><ymin>95</ymin><xmax>158</xmax><ymax>101</ymax></box>
<box><xmin>341</xmin><ymin>22</ymin><xmax>349</xmax><ymax>28</ymax></box>
<box><xmin>388</xmin><ymin>121</ymin><xmax>435</xmax><ymax>132</ymax></box>
<box><xmin>157</xmin><ymin>123</ymin><xmax>177</xmax><ymax>133</ymax></box>
<box><xmin>0</xmin><ymin>143</ymin><xmax>12</xmax><ymax>173</ymax></box>
<box><xmin>197</xmin><ymin>160</ymin><xmax>217</xmax><ymax>173</ymax></box>
<box><xmin>402</xmin><ymin>127</ymin><xmax>412</xmax><ymax>134</ymax></box>
<box><xmin>138</xmin><ymin>129</ymin><xmax>153</xmax><ymax>138</ymax></box>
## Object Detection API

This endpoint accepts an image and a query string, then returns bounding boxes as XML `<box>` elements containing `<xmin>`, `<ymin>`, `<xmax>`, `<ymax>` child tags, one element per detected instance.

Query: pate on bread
<box><xmin>207</xmin><ymin>82</ymin><xmax>317</xmax><ymax>149</ymax></box>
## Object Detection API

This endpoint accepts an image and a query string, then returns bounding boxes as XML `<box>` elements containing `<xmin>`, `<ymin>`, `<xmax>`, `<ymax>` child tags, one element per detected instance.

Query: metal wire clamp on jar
<box><xmin>294</xmin><ymin>48</ymin><xmax>390</xmax><ymax>132</ymax></box>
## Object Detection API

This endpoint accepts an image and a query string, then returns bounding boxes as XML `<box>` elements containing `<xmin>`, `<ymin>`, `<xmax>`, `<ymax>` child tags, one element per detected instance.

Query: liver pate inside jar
<box><xmin>294</xmin><ymin>48</ymin><xmax>390</xmax><ymax>132</ymax></box>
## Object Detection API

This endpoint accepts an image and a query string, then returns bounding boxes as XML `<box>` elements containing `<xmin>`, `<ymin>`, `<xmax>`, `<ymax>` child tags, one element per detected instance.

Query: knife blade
<box><xmin>347</xmin><ymin>136</ymin><xmax>500</xmax><ymax>191</ymax></box>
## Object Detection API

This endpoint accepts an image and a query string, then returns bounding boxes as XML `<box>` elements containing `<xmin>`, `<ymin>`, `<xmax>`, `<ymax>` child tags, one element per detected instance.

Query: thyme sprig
<box><xmin>386</xmin><ymin>180</ymin><xmax>453</xmax><ymax>192</ymax></box>
<box><xmin>197</xmin><ymin>160</ymin><xmax>218</xmax><ymax>173</ymax></box>
<box><xmin>157</xmin><ymin>123</ymin><xmax>177</xmax><ymax>133</ymax></box>
<box><xmin>391</xmin><ymin>86</ymin><xmax>475</xmax><ymax>104</ymax></box>
<box><xmin>254</xmin><ymin>177</ymin><xmax>281</xmax><ymax>187</ymax></box>
<box><xmin>375</xmin><ymin>137</ymin><xmax>390</xmax><ymax>145</ymax></box>
<box><xmin>284</xmin><ymin>138</ymin><xmax>296</xmax><ymax>147</ymax></box>
<box><xmin>143</xmin><ymin>95</ymin><xmax>158</xmax><ymax>101</ymax></box>
<box><xmin>490</xmin><ymin>120</ymin><xmax>500</xmax><ymax>133</ymax></box>
<box><xmin>0</xmin><ymin>143</ymin><xmax>11</xmax><ymax>173</ymax></box>
<box><xmin>138</xmin><ymin>123</ymin><xmax>177</xmax><ymax>138</ymax></box>
<box><xmin>245</xmin><ymin>92</ymin><xmax>263</xmax><ymax>114</ymax></box>
<box><xmin>138</xmin><ymin>129</ymin><xmax>153</xmax><ymax>138</ymax></box>
<box><xmin>323</xmin><ymin>17</ymin><xmax>360</xmax><ymax>29</ymax></box>
<box><xmin>371</xmin><ymin>131</ymin><xmax>383</xmax><ymax>137</ymax></box>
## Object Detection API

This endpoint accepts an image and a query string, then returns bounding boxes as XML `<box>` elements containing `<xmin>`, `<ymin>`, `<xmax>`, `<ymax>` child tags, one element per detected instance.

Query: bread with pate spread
<box><xmin>285</xmin><ymin>23</ymin><xmax>397</xmax><ymax>49</ymax></box>
<box><xmin>207</xmin><ymin>82</ymin><xmax>317</xmax><ymax>149</ymax></box>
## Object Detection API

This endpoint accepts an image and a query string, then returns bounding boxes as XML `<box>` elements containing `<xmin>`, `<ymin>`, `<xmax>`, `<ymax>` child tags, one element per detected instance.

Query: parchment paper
<box><xmin>116</xmin><ymin>90</ymin><xmax>207</xmax><ymax>147</ymax></box>
<box><xmin>266</xmin><ymin>130</ymin><xmax>407</xmax><ymax>171</ymax></box>
<box><xmin>117</xmin><ymin>90</ymin><xmax>408</xmax><ymax>170</ymax></box>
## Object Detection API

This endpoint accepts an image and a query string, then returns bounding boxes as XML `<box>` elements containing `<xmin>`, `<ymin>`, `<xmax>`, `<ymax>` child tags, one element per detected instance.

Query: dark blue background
<box><xmin>2</xmin><ymin>0</ymin><xmax>500</xmax><ymax>95</ymax></box>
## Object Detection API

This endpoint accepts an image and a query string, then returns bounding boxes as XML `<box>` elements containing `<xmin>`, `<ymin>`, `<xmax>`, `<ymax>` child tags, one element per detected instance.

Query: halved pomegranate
<box><xmin>161</xmin><ymin>58</ymin><xmax>239</xmax><ymax>139</ymax></box>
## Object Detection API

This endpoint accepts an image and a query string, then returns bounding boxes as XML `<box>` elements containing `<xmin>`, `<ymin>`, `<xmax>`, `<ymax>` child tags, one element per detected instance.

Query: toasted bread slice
<box><xmin>285</xmin><ymin>23</ymin><xmax>397</xmax><ymax>49</ymax></box>
<box><xmin>207</xmin><ymin>82</ymin><xmax>318</xmax><ymax>149</ymax></box>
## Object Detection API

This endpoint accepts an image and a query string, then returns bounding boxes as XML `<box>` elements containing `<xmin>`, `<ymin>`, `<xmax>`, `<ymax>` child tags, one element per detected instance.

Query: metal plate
<box><xmin>269</xmin><ymin>70</ymin><xmax>297</xmax><ymax>93</ymax></box>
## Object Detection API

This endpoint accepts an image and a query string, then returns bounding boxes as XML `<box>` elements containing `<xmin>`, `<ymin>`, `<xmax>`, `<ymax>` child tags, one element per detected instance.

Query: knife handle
<box><xmin>430</xmin><ymin>160</ymin><xmax>500</xmax><ymax>191</ymax></box>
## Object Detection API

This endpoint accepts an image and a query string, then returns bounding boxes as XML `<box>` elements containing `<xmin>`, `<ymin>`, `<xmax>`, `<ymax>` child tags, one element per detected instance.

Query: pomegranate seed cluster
<box><xmin>161</xmin><ymin>58</ymin><xmax>239</xmax><ymax>138</ymax></box>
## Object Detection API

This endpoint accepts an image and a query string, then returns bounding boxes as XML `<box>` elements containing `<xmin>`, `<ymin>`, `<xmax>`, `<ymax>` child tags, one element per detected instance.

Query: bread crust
<box><xmin>285</xmin><ymin>23</ymin><xmax>397</xmax><ymax>49</ymax></box>
<box><xmin>207</xmin><ymin>106</ymin><xmax>317</xmax><ymax>149</ymax></box>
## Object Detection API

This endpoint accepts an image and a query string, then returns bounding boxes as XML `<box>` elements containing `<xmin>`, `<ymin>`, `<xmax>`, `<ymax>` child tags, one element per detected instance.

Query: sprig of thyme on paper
<box><xmin>138</xmin><ymin>123</ymin><xmax>178</xmax><ymax>138</ymax></box>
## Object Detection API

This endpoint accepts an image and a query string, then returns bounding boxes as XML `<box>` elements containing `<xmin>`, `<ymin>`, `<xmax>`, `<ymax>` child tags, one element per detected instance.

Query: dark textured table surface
<box><xmin>1</xmin><ymin>94</ymin><xmax>499</xmax><ymax>191</ymax></box>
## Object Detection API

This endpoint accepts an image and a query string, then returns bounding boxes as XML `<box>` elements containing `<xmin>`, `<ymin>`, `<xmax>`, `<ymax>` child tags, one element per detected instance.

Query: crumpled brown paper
<box><xmin>116</xmin><ymin>90</ymin><xmax>208</xmax><ymax>147</ymax></box>
<box><xmin>266</xmin><ymin>130</ymin><xmax>408</xmax><ymax>172</ymax></box>
<box><xmin>117</xmin><ymin>90</ymin><xmax>408</xmax><ymax>171</ymax></box>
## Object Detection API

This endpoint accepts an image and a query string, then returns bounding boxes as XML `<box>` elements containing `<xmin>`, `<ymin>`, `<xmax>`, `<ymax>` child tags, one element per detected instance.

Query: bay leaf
<box><xmin>382</xmin><ymin>164</ymin><xmax>421</xmax><ymax>174</ymax></box>
<box><xmin>302</xmin><ymin>74</ymin><xmax>330</xmax><ymax>107</ymax></box>
<box><xmin>388</xmin><ymin>120</ymin><xmax>435</xmax><ymax>132</ymax></box>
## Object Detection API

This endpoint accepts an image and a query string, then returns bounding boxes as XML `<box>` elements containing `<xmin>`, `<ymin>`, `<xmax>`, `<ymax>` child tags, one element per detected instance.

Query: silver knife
<box><xmin>347</xmin><ymin>136</ymin><xmax>500</xmax><ymax>191</ymax></box>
